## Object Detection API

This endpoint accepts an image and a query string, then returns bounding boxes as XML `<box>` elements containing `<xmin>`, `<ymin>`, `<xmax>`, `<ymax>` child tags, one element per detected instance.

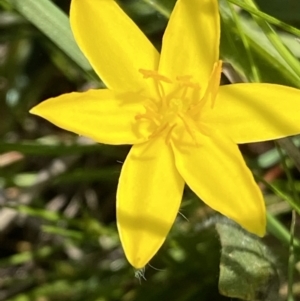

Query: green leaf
<box><xmin>216</xmin><ymin>219</ymin><xmax>280</xmax><ymax>301</ymax></box>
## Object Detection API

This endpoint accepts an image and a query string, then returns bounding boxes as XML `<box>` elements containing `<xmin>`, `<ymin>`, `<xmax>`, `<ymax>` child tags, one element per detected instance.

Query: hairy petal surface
<box><xmin>171</xmin><ymin>127</ymin><xmax>266</xmax><ymax>236</ymax></box>
<box><xmin>30</xmin><ymin>89</ymin><xmax>151</xmax><ymax>145</ymax></box>
<box><xmin>70</xmin><ymin>0</ymin><xmax>159</xmax><ymax>90</ymax></box>
<box><xmin>202</xmin><ymin>83</ymin><xmax>300</xmax><ymax>143</ymax></box>
<box><xmin>117</xmin><ymin>137</ymin><xmax>184</xmax><ymax>268</ymax></box>
<box><xmin>159</xmin><ymin>0</ymin><xmax>219</xmax><ymax>87</ymax></box>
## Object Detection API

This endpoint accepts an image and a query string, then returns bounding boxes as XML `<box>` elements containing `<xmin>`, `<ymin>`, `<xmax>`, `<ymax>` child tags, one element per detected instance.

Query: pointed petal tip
<box><xmin>247</xmin><ymin>223</ymin><xmax>266</xmax><ymax>238</ymax></box>
<box><xmin>129</xmin><ymin>256</ymin><xmax>148</xmax><ymax>270</ymax></box>
<box><xmin>159</xmin><ymin>0</ymin><xmax>220</xmax><ymax>84</ymax></box>
<box><xmin>29</xmin><ymin>105</ymin><xmax>39</xmax><ymax>116</ymax></box>
<box><xmin>256</xmin><ymin>230</ymin><xmax>266</xmax><ymax>238</ymax></box>
<box><xmin>117</xmin><ymin>139</ymin><xmax>184</xmax><ymax>270</ymax></box>
<box><xmin>70</xmin><ymin>0</ymin><xmax>159</xmax><ymax>90</ymax></box>
<box><xmin>29</xmin><ymin>101</ymin><xmax>49</xmax><ymax>118</ymax></box>
<box><xmin>242</xmin><ymin>212</ymin><xmax>266</xmax><ymax>238</ymax></box>
<box><xmin>120</xmin><ymin>230</ymin><xmax>161</xmax><ymax>269</ymax></box>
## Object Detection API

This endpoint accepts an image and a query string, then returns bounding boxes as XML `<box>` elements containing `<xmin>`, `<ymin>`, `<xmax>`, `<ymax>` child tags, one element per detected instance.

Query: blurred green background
<box><xmin>1</xmin><ymin>0</ymin><xmax>300</xmax><ymax>300</ymax></box>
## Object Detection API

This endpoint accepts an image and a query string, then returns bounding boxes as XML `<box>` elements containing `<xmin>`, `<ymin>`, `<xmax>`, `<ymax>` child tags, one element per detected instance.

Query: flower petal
<box><xmin>159</xmin><ymin>0</ymin><xmax>219</xmax><ymax>87</ymax></box>
<box><xmin>171</xmin><ymin>126</ymin><xmax>266</xmax><ymax>236</ymax></box>
<box><xmin>117</xmin><ymin>137</ymin><xmax>184</xmax><ymax>268</ymax></box>
<box><xmin>30</xmin><ymin>89</ymin><xmax>151</xmax><ymax>145</ymax></box>
<box><xmin>202</xmin><ymin>83</ymin><xmax>300</xmax><ymax>143</ymax></box>
<box><xmin>70</xmin><ymin>0</ymin><xmax>159</xmax><ymax>90</ymax></box>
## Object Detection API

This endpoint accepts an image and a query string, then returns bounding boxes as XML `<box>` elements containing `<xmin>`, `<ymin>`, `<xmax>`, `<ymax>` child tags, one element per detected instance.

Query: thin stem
<box><xmin>266</xmin><ymin>213</ymin><xmax>300</xmax><ymax>250</ymax></box>
<box><xmin>227</xmin><ymin>0</ymin><xmax>300</xmax><ymax>38</ymax></box>
<box><xmin>276</xmin><ymin>142</ymin><xmax>300</xmax><ymax>205</ymax></box>
<box><xmin>288</xmin><ymin>210</ymin><xmax>296</xmax><ymax>301</ymax></box>
<box><xmin>227</xmin><ymin>1</ymin><xmax>260</xmax><ymax>82</ymax></box>
<box><xmin>256</xmin><ymin>175</ymin><xmax>300</xmax><ymax>215</ymax></box>
<box><xmin>141</xmin><ymin>0</ymin><xmax>171</xmax><ymax>19</ymax></box>
<box><xmin>277</xmin><ymin>138</ymin><xmax>300</xmax><ymax>174</ymax></box>
<box><xmin>276</xmin><ymin>143</ymin><xmax>299</xmax><ymax>301</ymax></box>
<box><xmin>243</xmin><ymin>0</ymin><xmax>300</xmax><ymax>79</ymax></box>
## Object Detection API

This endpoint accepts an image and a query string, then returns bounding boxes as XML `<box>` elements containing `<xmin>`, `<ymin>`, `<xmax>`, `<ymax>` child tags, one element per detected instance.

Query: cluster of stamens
<box><xmin>135</xmin><ymin>69</ymin><xmax>203</xmax><ymax>145</ymax></box>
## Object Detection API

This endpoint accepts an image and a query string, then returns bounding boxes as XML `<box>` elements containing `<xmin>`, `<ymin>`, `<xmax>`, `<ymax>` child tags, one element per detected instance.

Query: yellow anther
<box><xmin>176</xmin><ymin>75</ymin><xmax>200</xmax><ymax>89</ymax></box>
<box><xmin>134</xmin><ymin>68</ymin><xmax>206</xmax><ymax>146</ymax></box>
<box><xmin>139</xmin><ymin>69</ymin><xmax>172</xmax><ymax>83</ymax></box>
<box><xmin>208</xmin><ymin>60</ymin><xmax>222</xmax><ymax>108</ymax></box>
<box><xmin>148</xmin><ymin>122</ymin><xmax>168</xmax><ymax>140</ymax></box>
<box><xmin>135</xmin><ymin>105</ymin><xmax>160</xmax><ymax>126</ymax></box>
<box><xmin>178</xmin><ymin>114</ymin><xmax>199</xmax><ymax>146</ymax></box>
<box><xmin>139</xmin><ymin>69</ymin><xmax>173</xmax><ymax>102</ymax></box>
<box><xmin>165</xmin><ymin>124</ymin><xmax>177</xmax><ymax>145</ymax></box>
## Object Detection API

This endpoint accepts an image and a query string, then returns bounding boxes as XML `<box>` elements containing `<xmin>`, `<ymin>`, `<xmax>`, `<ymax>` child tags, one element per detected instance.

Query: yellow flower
<box><xmin>30</xmin><ymin>0</ymin><xmax>300</xmax><ymax>269</ymax></box>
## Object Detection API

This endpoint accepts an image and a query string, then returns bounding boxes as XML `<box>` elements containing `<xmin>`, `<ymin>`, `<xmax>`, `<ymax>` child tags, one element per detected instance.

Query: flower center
<box><xmin>135</xmin><ymin>61</ymin><xmax>222</xmax><ymax>144</ymax></box>
<box><xmin>136</xmin><ymin>70</ymin><xmax>199</xmax><ymax>142</ymax></box>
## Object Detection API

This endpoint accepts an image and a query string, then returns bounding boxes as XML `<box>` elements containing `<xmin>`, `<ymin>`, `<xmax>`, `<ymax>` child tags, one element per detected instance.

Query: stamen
<box><xmin>165</xmin><ymin>85</ymin><xmax>183</xmax><ymax>107</ymax></box>
<box><xmin>156</xmin><ymin>81</ymin><xmax>165</xmax><ymax>101</ymax></box>
<box><xmin>139</xmin><ymin>69</ymin><xmax>172</xmax><ymax>83</ymax></box>
<box><xmin>191</xmin><ymin>83</ymin><xmax>201</xmax><ymax>103</ymax></box>
<box><xmin>198</xmin><ymin>122</ymin><xmax>212</xmax><ymax>137</ymax></box>
<box><xmin>178</xmin><ymin>114</ymin><xmax>199</xmax><ymax>146</ymax></box>
<box><xmin>188</xmin><ymin>101</ymin><xmax>206</xmax><ymax>117</ymax></box>
<box><xmin>189</xmin><ymin>61</ymin><xmax>222</xmax><ymax>117</ymax></box>
<box><xmin>135</xmin><ymin>105</ymin><xmax>160</xmax><ymax>126</ymax></box>
<box><xmin>135</xmin><ymin>68</ymin><xmax>209</xmax><ymax>147</ymax></box>
<box><xmin>165</xmin><ymin>124</ymin><xmax>177</xmax><ymax>145</ymax></box>
<box><xmin>180</xmin><ymin>86</ymin><xmax>188</xmax><ymax>101</ymax></box>
<box><xmin>175</xmin><ymin>75</ymin><xmax>201</xmax><ymax>104</ymax></box>
<box><xmin>176</xmin><ymin>75</ymin><xmax>200</xmax><ymax>89</ymax></box>
<box><xmin>148</xmin><ymin>123</ymin><xmax>169</xmax><ymax>139</ymax></box>
<box><xmin>207</xmin><ymin>60</ymin><xmax>222</xmax><ymax>108</ymax></box>
<box><xmin>139</xmin><ymin>69</ymin><xmax>173</xmax><ymax>103</ymax></box>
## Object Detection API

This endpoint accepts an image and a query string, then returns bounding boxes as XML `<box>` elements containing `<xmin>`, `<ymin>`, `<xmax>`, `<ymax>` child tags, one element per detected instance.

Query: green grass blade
<box><xmin>227</xmin><ymin>1</ymin><xmax>261</xmax><ymax>82</ymax></box>
<box><xmin>228</xmin><ymin>0</ymin><xmax>300</xmax><ymax>38</ymax></box>
<box><xmin>8</xmin><ymin>0</ymin><xmax>91</xmax><ymax>71</ymax></box>
<box><xmin>220</xmin><ymin>0</ymin><xmax>300</xmax><ymax>86</ymax></box>
<box><xmin>243</xmin><ymin>0</ymin><xmax>300</xmax><ymax>79</ymax></box>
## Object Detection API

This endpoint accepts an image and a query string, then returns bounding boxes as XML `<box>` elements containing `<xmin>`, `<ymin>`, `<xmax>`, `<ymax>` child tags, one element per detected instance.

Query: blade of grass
<box><xmin>257</xmin><ymin>137</ymin><xmax>300</xmax><ymax>169</ymax></box>
<box><xmin>8</xmin><ymin>0</ymin><xmax>91</xmax><ymax>71</ymax></box>
<box><xmin>266</xmin><ymin>213</ymin><xmax>300</xmax><ymax>250</ymax></box>
<box><xmin>288</xmin><ymin>210</ymin><xmax>296</xmax><ymax>301</ymax></box>
<box><xmin>277</xmin><ymin>138</ymin><xmax>300</xmax><ymax>173</ymax></box>
<box><xmin>276</xmin><ymin>142</ymin><xmax>299</xmax><ymax>301</ymax></box>
<box><xmin>141</xmin><ymin>0</ymin><xmax>171</xmax><ymax>18</ymax></box>
<box><xmin>0</xmin><ymin>141</ymin><xmax>102</xmax><ymax>156</ymax></box>
<box><xmin>256</xmin><ymin>175</ymin><xmax>300</xmax><ymax>214</ymax></box>
<box><xmin>220</xmin><ymin>0</ymin><xmax>300</xmax><ymax>87</ymax></box>
<box><xmin>227</xmin><ymin>1</ymin><xmax>260</xmax><ymax>82</ymax></box>
<box><xmin>243</xmin><ymin>0</ymin><xmax>300</xmax><ymax>79</ymax></box>
<box><xmin>228</xmin><ymin>0</ymin><xmax>300</xmax><ymax>38</ymax></box>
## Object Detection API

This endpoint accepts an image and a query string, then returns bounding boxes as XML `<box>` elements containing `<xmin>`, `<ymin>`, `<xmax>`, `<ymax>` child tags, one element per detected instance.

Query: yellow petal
<box><xmin>159</xmin><ymin>0</ymin><xmax>219</xmax><ymax>87</ymax></box>
<box><xmin>171</xmin><ymin>126</ymin><xmax>266</xmax><ymax>236</ymax></box>
<box><xmin>202</xmin><ymin>83</ymin><xmax>300</xmax><ymax>143</ymax></box>
<box><xmin>30</xmin><ymin>89</ymin><xmax>150</xmax><ymax>145</ymax></box>
<box><xmin>70</xmin><ymin>0</ymin><xmax>159</xmax><ymax>90</ymax></box>
<box><xmin>117</xmin><ymin>137</ymin><xmax>184</xmax><ymax>268</ymax></box>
